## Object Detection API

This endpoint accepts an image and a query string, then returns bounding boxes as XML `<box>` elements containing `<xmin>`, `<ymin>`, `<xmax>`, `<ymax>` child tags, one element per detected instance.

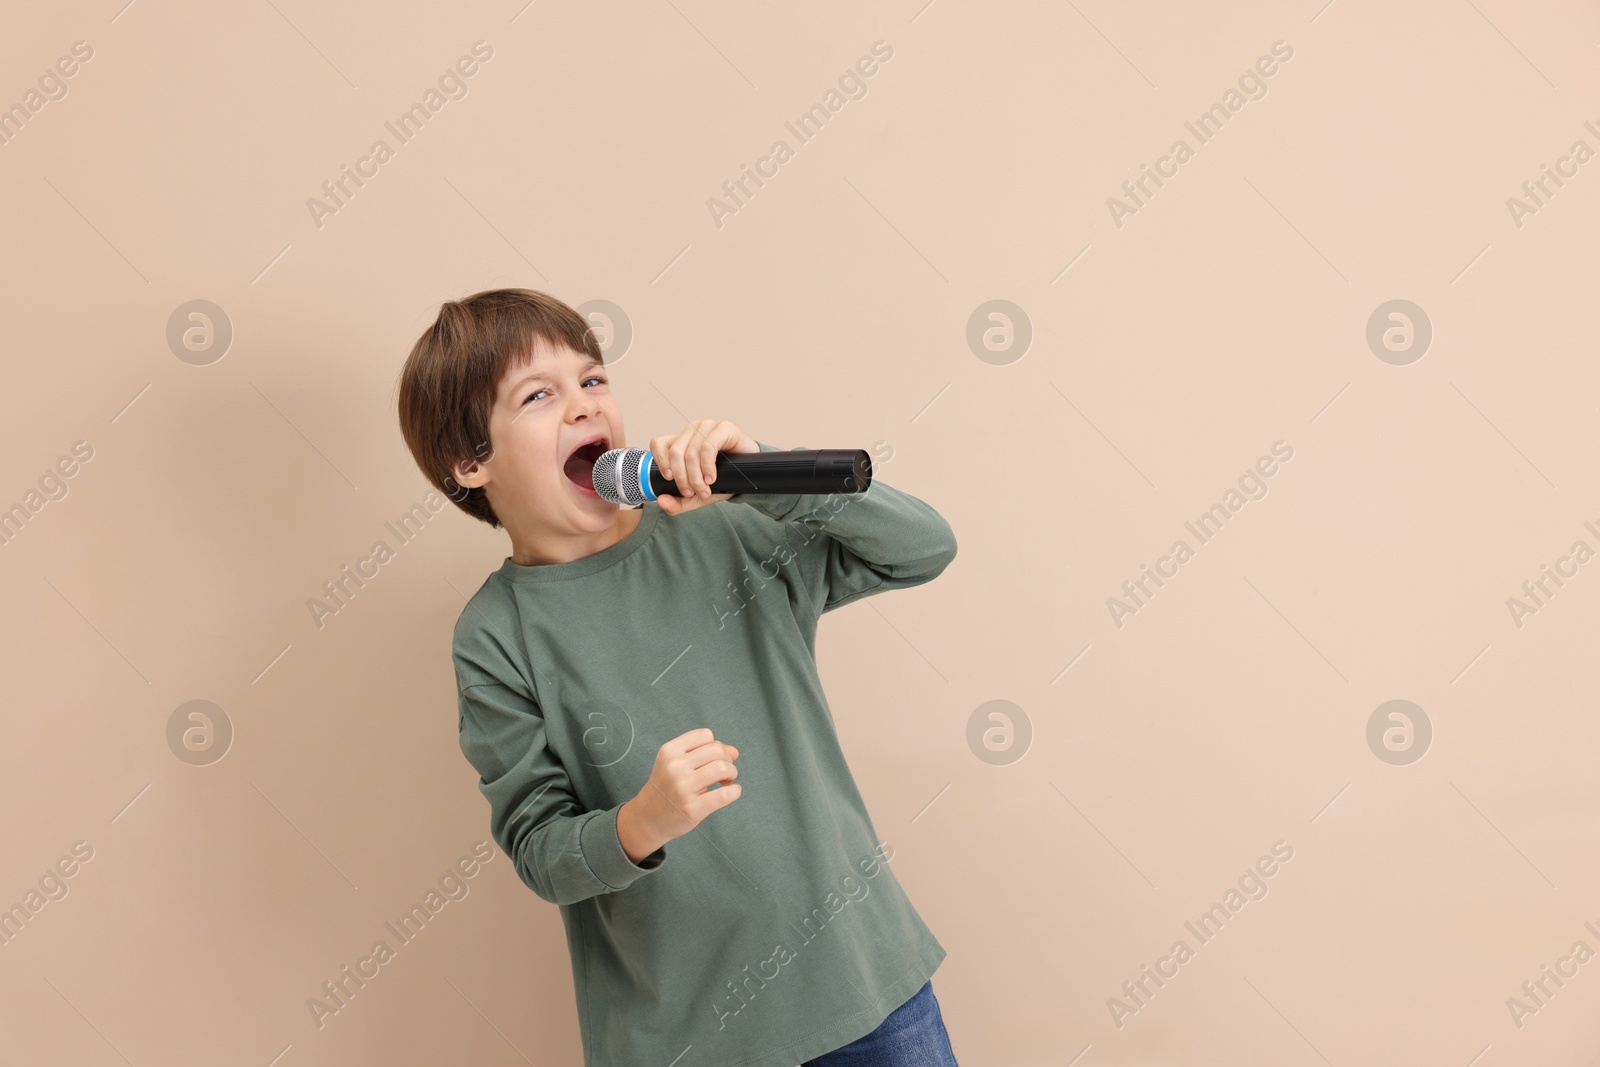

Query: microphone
<box><xmin>592</xmin><ymin>447</ymin><xmax>872</xmax><ymax>507</ymax></box>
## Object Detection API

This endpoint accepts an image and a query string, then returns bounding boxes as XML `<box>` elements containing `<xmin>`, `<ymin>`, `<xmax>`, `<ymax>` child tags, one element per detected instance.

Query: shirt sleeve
<box><xmin>728</xmin><ymin>440</ymin><xmax>958</xmax><ymax>617</ymax></box>
<box><xmin>456</xmin><ymin>674</ymin><xmax>666</xmax><ymax>906</ymax></box>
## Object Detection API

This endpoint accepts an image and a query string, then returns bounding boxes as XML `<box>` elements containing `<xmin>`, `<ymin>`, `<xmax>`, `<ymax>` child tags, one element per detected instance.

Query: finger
<box><xmin>653</xmin><ymin>433</ymin><xmax>686</xmax><ymax>493</ymax></box>
<box><xmin>667</xmin><ymin>428</ymin><xmax>695</xmax><ymax>499</ymax></box>
<box><xmin>666</xmin><ymin>728</ymin><xmax>715</xmax><ymax>754</ymax></box>
<box><xmin>681</xmin><ymin>422</ymin><xmax>712</xmax><ymax>499</ymax></box>
<box><xmin>702</xmin><ymin>421</ymin><xmax>738</xmax><ymax>492</ymax></box>
<box><xmin>698</xmin><ymin>420</ymin><xmax>730</xmax><ymax>497</ymax></box>
<box><xmin>673</xmin><ymin>422</ymin><xmax>704</xmax><ymax>500</ymax></box>
<box><xmin>665</xmin><ymin>488</ymin><xmax>705</xmax><ymax>515</ymax></box>
<box><xmin>652</xmin><ymin>435</ymin><xmax>690</xmax><ymax>507</ymax></box>
<box><xmin>650</xmin><ymin>435</ymin><xmax>673</xmax><ymax>481</ymax></box>
<box><xmin>698</xmin><ymin>424</ymin><xmax>722</xmax><ymax>494</ymax></box>
<box><xmin>691</xmin><ymin>760</ymin><xmax>737</xmax><ymax>793</ymax></box>
<box><xmin>684</xmin><ymin>421</ymin><xmax>717</xmax><ymax>500</ymax></box>
<box><xmin>683</xmin><ymin>739</ymin><xmax>733</xmax><ymax>769</ymax></box>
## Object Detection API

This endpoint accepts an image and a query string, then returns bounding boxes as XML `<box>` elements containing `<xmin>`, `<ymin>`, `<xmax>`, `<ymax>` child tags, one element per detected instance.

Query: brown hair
<box><xmin>395</xmin><ymin>288</ymin><xmax>604</xmax><ymax>529</ymax></box>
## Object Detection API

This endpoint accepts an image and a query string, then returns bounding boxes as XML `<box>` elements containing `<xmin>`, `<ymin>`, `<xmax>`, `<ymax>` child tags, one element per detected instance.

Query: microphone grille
<box><xmin>593</xmin><ymin>447</ymin><xmax>647</xmax><ymax>506</ymax></box>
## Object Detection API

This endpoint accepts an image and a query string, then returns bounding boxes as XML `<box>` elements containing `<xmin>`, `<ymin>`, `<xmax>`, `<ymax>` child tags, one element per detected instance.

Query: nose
<box><xmin>568</xmin><ymin>390</ymin><xmax>601</xmax><ymax>421</ymax></box>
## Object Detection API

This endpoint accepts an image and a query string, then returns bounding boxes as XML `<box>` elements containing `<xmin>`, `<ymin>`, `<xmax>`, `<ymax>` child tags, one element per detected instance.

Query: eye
<box><xmin>522</xmin><ymin>376</ymin><xmax>606</xmax><ymax>405</ymax></box>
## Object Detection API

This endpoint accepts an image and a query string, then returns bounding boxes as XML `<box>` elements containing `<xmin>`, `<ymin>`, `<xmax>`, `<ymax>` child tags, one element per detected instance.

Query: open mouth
<box><xmin>563</xmin><ymin>437</ymin><xmax>609</xmax><ymax>494</ymax></box>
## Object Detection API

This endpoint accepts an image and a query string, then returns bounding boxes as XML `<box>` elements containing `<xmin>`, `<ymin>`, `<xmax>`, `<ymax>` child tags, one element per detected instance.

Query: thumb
<box><xmin>659</xmin><ymin>492</ymin><xmax>702</xmax><ymax>516</ymax></box>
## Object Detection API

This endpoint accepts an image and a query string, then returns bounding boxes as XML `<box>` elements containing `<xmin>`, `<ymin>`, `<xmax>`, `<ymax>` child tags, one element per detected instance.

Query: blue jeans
<box><xmin>803</xmin><ymin>981</ymin><xmax>959</xmax><ymax>1067</ymax></box>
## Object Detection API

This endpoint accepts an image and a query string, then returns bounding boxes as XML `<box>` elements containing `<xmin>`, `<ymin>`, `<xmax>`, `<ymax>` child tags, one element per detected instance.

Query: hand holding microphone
<box><xmin>631</xmin><ymin>420</ymin><xmax>756</xmax><ymax>516</ymax></box>
<box><xmin>596</xmin><ymin>419</ymin><xmax>871</xmax><ymax>515</ymax></box>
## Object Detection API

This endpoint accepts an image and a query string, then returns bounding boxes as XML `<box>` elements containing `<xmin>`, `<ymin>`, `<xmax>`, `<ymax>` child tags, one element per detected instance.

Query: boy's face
<box><xmin>453</xmin><ymin>338</ymin><xmax>625</xmax><ymax>536</ymax></box>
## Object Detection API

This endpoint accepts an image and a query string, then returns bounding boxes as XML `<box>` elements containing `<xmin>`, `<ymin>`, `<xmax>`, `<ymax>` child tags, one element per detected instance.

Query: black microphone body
<box><xmin>592</xmin><ymin>448</ymin><xmax>872</xmax><ymax>506</ymax></box>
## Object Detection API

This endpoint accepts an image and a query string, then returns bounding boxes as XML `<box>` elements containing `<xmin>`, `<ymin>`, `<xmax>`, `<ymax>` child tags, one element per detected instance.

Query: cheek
<box><xmin>504</xmin><ymin>422</ymin><xmax>560</xmax><ymax>478</ymax></box>
<box><xmin>531</xmin><ymin>443</ymin><xmax>561</xmax><ymax>477</ymax></box>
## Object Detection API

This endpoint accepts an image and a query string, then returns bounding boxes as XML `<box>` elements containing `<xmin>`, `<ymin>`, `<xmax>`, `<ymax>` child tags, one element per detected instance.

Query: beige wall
<box><xmin>2</xmin><ymin>1</ymin><xmax>1597</xmax><ymax>1063</ymax></box>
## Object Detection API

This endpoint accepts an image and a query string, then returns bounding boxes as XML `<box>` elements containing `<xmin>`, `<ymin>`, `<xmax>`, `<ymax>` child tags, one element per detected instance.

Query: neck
<box><xmin>510</xmin><ymin>507</ymin><xmax>641</xmax><ymax>567</ymax></box>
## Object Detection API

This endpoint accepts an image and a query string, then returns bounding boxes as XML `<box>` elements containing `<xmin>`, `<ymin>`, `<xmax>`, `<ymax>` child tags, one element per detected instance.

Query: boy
<box><xmin>396</xmin><ymin>288</ymin><xmax>962</xmax><ymax>1066</ymax></box>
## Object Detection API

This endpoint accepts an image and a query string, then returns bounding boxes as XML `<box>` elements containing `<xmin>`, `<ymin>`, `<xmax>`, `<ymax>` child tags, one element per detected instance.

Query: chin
<box><xmin>559</xmin><ymin>476</ymin><xmax>611</xmax><ymax>514</ymax></box>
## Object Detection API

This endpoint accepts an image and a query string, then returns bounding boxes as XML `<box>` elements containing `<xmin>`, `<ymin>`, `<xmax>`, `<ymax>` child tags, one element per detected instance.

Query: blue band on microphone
<box><xmin>639</xmin><ymin>451</ymin><xmax>656</xmax><ymax>502</ymax></box>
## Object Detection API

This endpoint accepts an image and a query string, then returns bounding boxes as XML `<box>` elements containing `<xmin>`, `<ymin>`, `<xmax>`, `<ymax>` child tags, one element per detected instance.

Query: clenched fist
<box><xmin>616</xmin><ymin>728</ymin><xmax>741</xmax><ymax>863</ymax></box>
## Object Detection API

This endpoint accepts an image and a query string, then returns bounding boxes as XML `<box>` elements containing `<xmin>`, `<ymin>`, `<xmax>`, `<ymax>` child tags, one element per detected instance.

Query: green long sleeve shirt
<box><xmin>451</xmin><ymin>441</ymin><xmax>957</xmax><ymax>1067</ymax></box>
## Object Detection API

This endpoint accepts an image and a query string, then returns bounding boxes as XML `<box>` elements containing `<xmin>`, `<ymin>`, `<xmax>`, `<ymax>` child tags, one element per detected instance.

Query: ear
<box><xmin>451</xmin><ymin>455</ymin><xmax>490</xmax><ymax>490</ymax></box>
<box><xmin>451</xmin><ymin>433</ymin><xmax>499</xmax><ymax>489</ymax></box>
